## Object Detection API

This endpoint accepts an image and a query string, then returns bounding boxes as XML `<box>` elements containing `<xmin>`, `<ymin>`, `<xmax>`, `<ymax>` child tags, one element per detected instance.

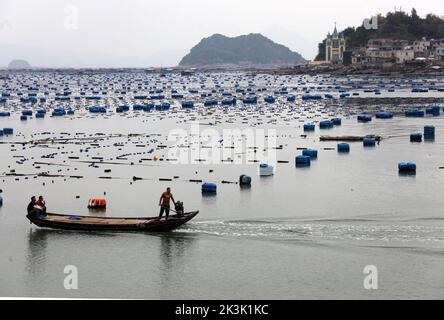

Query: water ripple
<box><xmin>177</xmin><ymin>219</ymin><xmax>444</xmax><ymax>243</ymax></box>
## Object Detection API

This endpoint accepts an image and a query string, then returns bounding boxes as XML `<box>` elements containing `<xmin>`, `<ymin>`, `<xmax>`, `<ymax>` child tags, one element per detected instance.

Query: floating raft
<box><xmin>320</xmin><ymin>135</ymin><xmax>382</xmax><ymax>142</ymax></box>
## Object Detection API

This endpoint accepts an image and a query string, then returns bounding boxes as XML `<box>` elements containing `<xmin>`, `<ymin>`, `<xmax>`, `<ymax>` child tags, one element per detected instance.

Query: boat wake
<box><xmin>177</xmin><ymin>218</ymin><xmax>444</xmax><ymax>243</ymax></box>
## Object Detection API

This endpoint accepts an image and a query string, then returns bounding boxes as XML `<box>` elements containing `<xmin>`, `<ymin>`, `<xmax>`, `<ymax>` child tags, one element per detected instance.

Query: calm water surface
<box><xmin>0</xmin><ymin>73</ymin><xmax>443</xmax><ymax>299</ymax></box>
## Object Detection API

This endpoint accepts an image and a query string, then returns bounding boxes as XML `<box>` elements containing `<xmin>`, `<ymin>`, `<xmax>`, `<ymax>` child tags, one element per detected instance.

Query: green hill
<box><xmin>180</xmin><ymin>33</ymin><xmax>306</xmax><ymax>67</ymax></box>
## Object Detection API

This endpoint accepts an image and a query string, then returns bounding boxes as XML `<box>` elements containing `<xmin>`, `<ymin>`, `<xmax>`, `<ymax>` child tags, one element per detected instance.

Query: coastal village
<box><xmin>297</xmin><ymin>25</ymin><xmax>444</xmax><ymax>75</ymax></box>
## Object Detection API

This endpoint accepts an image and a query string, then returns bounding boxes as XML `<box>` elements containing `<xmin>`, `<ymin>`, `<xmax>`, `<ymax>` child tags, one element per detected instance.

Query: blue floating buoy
<box><xmin>3</xmin><ymin>128</ymin><xmax>13</xmax><ymax>135</ymax></box>
<box><xmin>89</xmin><ymin>106</ymin><xmax>107</xmax><ymax>113</ymax></box>
<box><xmin>303</xmin><ymin>123</ymin><xmax>315</xmax><ymax>131</ymax></box>
<box><xmin>0</xmin><ymin>129</ymin><xmax>3</xmax><ymax>136</ymax></box>
<box><xmin>319</xmin><ymin>120</ymin><xmax>333</xmax><ymax>129</ymax></box>
<box><xmin>337</xmin><ymin>143</ymin><xmax>350</xmax><ymax>153</ymax></box>
<box><xmin>221</xmin><ymin>98</ymin><xmax>236</xmax><ymax>106</ymax></box>
<box><xmin>410</xmin><ymin>133</ymin><xmax>422</xmax><ymax>142</ymax></box>
<box><xmin>331</xmin><ymin>118</ymin><xmax>341</xmax><ymax>126</ymax></box>
<box><xmin>425</xmin><ymin>106</ymin><xmax>440</xmax><ymax>117</ymax></box>
<box><xmin>357</xmin><ymin>114</ymin><xmax>372</xmax><ymax>122</ymax></box>
<box><xmin>405</xmin><ymin>110</ymin><xmax>424</xmax><ymax>117</ymax></box>
<box><xmin>363</xmin><ymin>138</ymin><xmax>376</xmax><ymax>147</ymax></box>
<box><xmin>302</xmin><ymin>149</ymin><xmax>318</xmax><ymax>158</ymax></box>
<box><xmin>243</xmin><ymin>96</ymin><xmax>257</xmax><ymax>104</ymax></box>
<box><xmin>52</xmin><ymin>110</ymin><xmax>66</xmax><ymax>116</ymax></box>
<box><xmin>398</xmin><ymin>162</ymin><xmax>416</xmax><ymax>174</ymax></box>
<box><xmin>295</xmin><ymin>155</ymin><xmax>311</xmax><ymax>167</ymax></box>
<box><xmin>202</xmin><ymin>182</ymin><xmax>217</xmax><ymax>193</ymax></box>
<box><xmin>264</xmin><ymin>96</ymin><xmax>275</xmax><ymax>103</ymax></box>
<box><xmin>376</xmin><ymin>111</ymin><xmax>393</xmax><ymax>119</ymax></box>
<box><xmin>181</xmin><ymin>101</ymin><xmax>194</xmax><ymax>109</ymax></box>
<box><xmin>36</xmin><ymin>113</ymin><xmax>45</xmax><ymax>118</ymax></box>
<box><xmin>424</xmin><ymin>125</ymin><xmax>435</xmax><ymax>139</ymax></box>
<box><xmin>0</xmin><ymin>195</ymin><xmax>3</xmax><ymax>207</ymax></box>
<box><xmin>302</xmin><ymin>94</ymin><xmax>322</xmax><ymax>100</ymax></box>
<box><xmin>239</xmin><ymin>174</ymin><xmax>252</xmax><ymax>186</ymax></box>
<box><xmin>20</xmin><ymin>115</ymin><xmax>28</xmax><ymax>121</ymax></box>
<box><xmin>259</xmin><ymin>163</ymin><xmax>274</xmax><ymax>176</ymax></box>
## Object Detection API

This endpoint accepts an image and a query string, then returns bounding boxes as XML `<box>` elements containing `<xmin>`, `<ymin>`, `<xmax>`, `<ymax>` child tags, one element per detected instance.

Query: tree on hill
<box><xmin>315</xmin><ymin>9</ymin><xmax>444</xmax><ymax>61</ymax></box>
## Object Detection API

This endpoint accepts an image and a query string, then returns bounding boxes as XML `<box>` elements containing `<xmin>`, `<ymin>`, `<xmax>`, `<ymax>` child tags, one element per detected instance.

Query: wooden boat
<box><xmin>26</xmin><ymin>210</ymin><xmax>199</xmax><ymax>232</ymax></box>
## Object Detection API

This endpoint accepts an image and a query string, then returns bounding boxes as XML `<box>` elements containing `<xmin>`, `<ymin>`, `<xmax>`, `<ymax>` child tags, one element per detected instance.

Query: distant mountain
<box><xmin>0</xmin><ymin>43</ymin><xmax>182</xmax><ymax>68</ymax></box>
<box><xmin>179</xmin><ymin>33</ymin><xmax>306</xmax><ymax>68</ymax></box>
<box><xmin>8</xmin><ymin>59</ymin><xmax>31</xmax><ymax>69</ymax></box>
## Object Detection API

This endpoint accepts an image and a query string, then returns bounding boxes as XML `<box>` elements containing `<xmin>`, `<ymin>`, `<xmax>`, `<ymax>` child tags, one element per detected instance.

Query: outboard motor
<box><xmin>175</xmin><ymin>201</ymin><xmax>184</xmax><ymax>216</ymax></box>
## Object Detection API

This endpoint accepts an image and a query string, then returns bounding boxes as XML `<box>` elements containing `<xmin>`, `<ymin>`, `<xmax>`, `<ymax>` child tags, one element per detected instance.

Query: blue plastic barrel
<box><xmin>303</xmin><ymin>123</ymin><xmax>315</xmax><ymax>131</ymax></box>
<box><xmin>239</xmin><ymin>175</ymin><xmax>252</xmax><ymax>186</ymax></box>
<box><xmin>3</xmin><ymin>128</ymin><xmax>13</xmax><ymax>135</ymax></box>
<box><xmin>52</xmin><ymin>110</ymin><xmax>65</xmax><ymax>116</ymax></box>
<box><xmin>319</xmin><ymin>120</ymin><xmax>333</xmax><ymax>129</ymax></box>
<box><xmin>425</xmin><ymin>106</ymin><xmax>440</xmax><ymax>116</ymax></box>
<box><xmin>259</xmin><ymin>163</ymin><xmax>274</xmax><ymax>176</ymax></box>
<box><xmin>410</xmin><ymin>133</ymin><xmax>422</xmax><ymax>142</ymax></box>
<box><xmin>181</xmin><ymin>101</ymin><xmax>194</xmax><ymax>109</ymax></box>
<box><xmin>264</xmin><ymin>96</ymin><xmax>275</xmax><ymax>103</ymax></box>
<box><xmin>202</xmin><ymin>183</ymin><xmax>217</xmax><ymax>193</ymax></box>
<box><xmin>331</xmin><ymin>118</ymin><xmax>342</xmax><ymax>126</ymax></box>
<box><xmin>302</xmin><ymin>149</ymin><xmax>318</xmax><ymax>158</ymax></box>
<box><xmin>363</xmin><ymin>138</ymin><xmax>376</xmax><ymax>147</ymax></box>
<box><xmin>424</xmin><ymin>125</ymin><xmax>435</xmax><ymax>139</ymax></box>
<box><xmin>376</xmin><ymin>111</ymin><xmax>393</xmax><ymax>119</ymax></box>
<box><xmin>398</xmin><ymin>162</ymin><xmax>416</xmax><ymax>174</ymax></box>
<box><xmin>357</xmin><ymin>114</ymin><xmax>372</xmax><ymax>122</ymax></box>
<box><xmin>337</xmin><ymin>143</ymin><xmax>350</xmax><ymax>153</ymax></box>
<box><xmin>295</xmin><ymin>155</ymin><xmax>311</xmax><ymax>167</ymax></box>
<box><xmin>405</xmin><ymin>110</ymin><xmax>424</xmax><ymax>117</ymax></box>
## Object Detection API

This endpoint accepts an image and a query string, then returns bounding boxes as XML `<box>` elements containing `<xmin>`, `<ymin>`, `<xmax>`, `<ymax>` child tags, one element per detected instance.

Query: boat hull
<box><xmin>26</xmin><ymin>211</ymin><xmax>199</xmax><ymax>232</ymax></box>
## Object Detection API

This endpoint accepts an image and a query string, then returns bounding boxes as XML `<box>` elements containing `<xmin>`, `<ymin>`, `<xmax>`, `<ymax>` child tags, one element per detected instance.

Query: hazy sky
<box><xmin>0</xmin><ymin>0</ymin><xmax>442</xmax><ymax>67</ymax></box>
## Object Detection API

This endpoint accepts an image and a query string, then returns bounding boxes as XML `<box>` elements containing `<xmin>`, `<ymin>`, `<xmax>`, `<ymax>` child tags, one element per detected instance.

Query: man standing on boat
<box><xmin>158</xmin><ymin>187</ymin><xmax>176</xmax><ymax>221</ymax></box>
